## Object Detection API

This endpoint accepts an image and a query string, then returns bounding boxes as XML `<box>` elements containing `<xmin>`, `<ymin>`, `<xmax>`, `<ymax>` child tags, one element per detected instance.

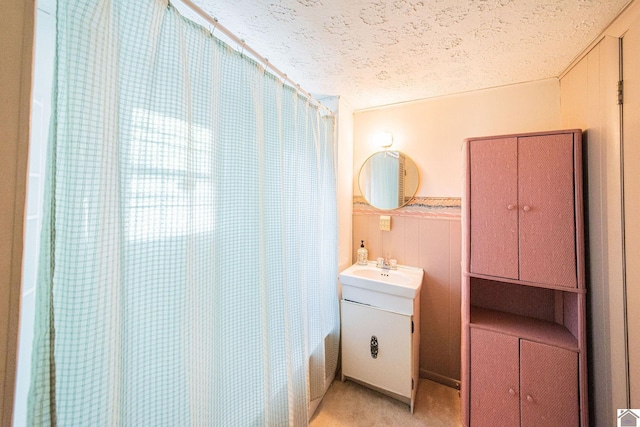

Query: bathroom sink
<box><xmin>339</xmin><ymin>262</ymin><xmax>424</xmax><ymax>314</ymax></box>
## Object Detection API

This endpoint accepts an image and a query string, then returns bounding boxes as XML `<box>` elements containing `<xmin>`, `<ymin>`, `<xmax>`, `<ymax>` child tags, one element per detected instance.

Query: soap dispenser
<box><xmin>357</xmin><ymin>240</ymin><xmax>368</xmax><ymax>265</ymax></box>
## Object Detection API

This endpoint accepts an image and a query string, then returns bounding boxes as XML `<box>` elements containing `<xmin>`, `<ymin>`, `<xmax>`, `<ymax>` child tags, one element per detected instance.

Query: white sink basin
<box><xmin>340</xmin><ymin>262</ymin><xmax>424</xmax><ymax>314</ymax></box>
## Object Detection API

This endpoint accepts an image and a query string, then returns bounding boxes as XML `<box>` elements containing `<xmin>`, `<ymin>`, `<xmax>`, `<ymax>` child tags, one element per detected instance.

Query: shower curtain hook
<box><xmin>210</xmin><ymin>17</ymin><xmax>219</xmax><ymax>35</ymax></box>
<box><xmin>263</xmin><ymin>58</ymin><xmax>270</xmax><ymax>75</ymax></box>
<box><xmin>239</xmin><ymin>39</ymin><xmax>246</xmax><ymax>56</ymax></box>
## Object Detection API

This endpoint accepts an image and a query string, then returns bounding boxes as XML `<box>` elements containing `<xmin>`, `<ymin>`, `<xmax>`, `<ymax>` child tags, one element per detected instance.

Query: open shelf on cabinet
<box><xmin>470</xmin><ymin>306</ymin><xmax>579</xmax><ymax>352</ymax></box>
<box><xmin>467</xmin><ymin>271</ymin><xmax>584</xmax><ymax>293</ymax></box>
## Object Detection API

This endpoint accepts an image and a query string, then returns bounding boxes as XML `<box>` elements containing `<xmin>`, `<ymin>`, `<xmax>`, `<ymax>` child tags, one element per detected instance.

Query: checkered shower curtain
<box><xmin>27</xmin><ymin>1</ymin><xmax>339</xmax><ymax>425</ymax></box>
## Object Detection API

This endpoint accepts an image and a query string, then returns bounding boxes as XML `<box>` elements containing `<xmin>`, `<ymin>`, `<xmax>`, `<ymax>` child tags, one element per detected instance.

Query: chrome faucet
<box><xmin>382</xmin><ymin>254</ymin><xmax>391</xmax><ymax>269</ymax></box>
<box><xmin>378</xmin><ymin>253</ymin><xmax>397</xmax><ymax>270</ymax></box>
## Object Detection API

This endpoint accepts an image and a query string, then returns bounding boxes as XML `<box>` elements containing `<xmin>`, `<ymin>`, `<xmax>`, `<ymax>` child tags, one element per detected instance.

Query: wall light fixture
<box><xmin>373</xmin><ymin>132</ymin><xmax>394</xmax><ymax>149</ymax></box>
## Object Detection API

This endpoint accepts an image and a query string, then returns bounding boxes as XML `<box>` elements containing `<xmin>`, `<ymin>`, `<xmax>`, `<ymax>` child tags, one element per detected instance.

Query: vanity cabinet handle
<box><xmin>523</xmin><ymin>205</ymin><xmax>531</xmax><ymax>212</ymax></box>
<box><xmin>508</xmin><ymin>388</ymin><xmax>516</xmax><ymax>396</ymax></box>
<box><xmin>370</xmin><ymin>336</ymin><xmax>378</xmax><ymax>359</ymax></box>
<box><xmin>526</xmin><ymin>395</ymin><xmax>534</xmax><ymax>403</ymax></box>
<box><xmin>507</xmin><ymin>204</ymin><xmax>515</xmax><ymax>210</ymax></box>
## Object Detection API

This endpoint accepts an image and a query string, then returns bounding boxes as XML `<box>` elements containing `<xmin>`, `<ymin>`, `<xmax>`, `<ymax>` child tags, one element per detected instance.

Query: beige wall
<box><xmin>559</xmin><ymin>0</ymin><xmax>640</xmax><ymax>423</ymax></box>
<box><xmin>353</xmin><ymin>78</ymin><xmax>562</xmax><ymax>198</ymax></box>
<box><xmin>321</xmin><ymin>95</ymin><xmax>354</xmax><ymax>274</ymax></box>
<box><xmin>336</xmin><ymin>98</ymin><xmax>354</xmax><ymax>273</ymax></box>
<box><xmin>621</xmin><ymin>11</ymin><xmax>640</xmax><ymax>409</ymax></box>
<box><xmin>560</xmin><ymin>36</ymin><xmax>625</xmax><ymax>426</ymax></box>
<box><xmin>0</xmin><ymin>0</ymin><xmax>34</xmax><ymax>425</ymax></box>
<box><xmin>351</xmin><ymin>80</ymin><xmax>562</xmax><ymax>384</ymax></box>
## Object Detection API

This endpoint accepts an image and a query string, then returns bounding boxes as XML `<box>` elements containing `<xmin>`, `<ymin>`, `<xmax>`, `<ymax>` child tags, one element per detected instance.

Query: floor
<box><xmin>310</xmin><ymin>378</ymin><xmax>462</xmax><ymax>427</ymax></box>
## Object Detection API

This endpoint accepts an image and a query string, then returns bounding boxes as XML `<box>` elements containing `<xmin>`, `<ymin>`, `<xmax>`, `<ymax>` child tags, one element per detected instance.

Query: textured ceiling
<box><xmin>188</xmin><ymin>0</ymin><xmax>631</xmax><ymax>110</ymax></box>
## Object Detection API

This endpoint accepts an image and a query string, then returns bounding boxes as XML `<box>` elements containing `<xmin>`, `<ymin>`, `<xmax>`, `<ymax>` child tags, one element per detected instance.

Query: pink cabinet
<box><xmin>470</xmin><ymin>328</ymin><xmax>520</xmax><ymax>426</ymax></box>
<box><xmin>469</xmin><ymin>133</ymin><xmax>578</xmax><ymax>288</ymax></box>
<box><xmin>470</xmin><ymin>328</ymin><xmax>579</xmax><ymax>427</ymax></box>
<box><xmin>462</xmin><ymin>130</ymin><xmax>587</xmax><ymax>427</ymax></box>
<box><xmin>520</xmin><ymin>339</ymin><xmax>579</xmax><ymax>426</ymax></box>
<box><xmin>469</xmin><ymin>137</ymin><xmax>519</xmax><ymax>280</ymax></box>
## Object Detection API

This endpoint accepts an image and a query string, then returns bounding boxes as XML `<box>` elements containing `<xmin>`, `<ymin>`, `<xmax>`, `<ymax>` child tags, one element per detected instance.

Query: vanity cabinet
<box><xmin>339</xmin><ymin>263</ymin><xmax>423</xmax><ymax>413</ymax></box>
<box><xmin>462</xmin><ymin>130</ymin><xmax>587</xmax><ymax>427</ymax></box>
<box><xmin>341</xmin><ymin>301</ymin><xmax>414</xmax><ymax>400</ymax></box>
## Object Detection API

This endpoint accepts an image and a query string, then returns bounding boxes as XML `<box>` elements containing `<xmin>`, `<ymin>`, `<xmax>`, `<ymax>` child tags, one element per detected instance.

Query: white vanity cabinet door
<box><xmin>341</xmin><ymin>300</ymin><xmax>413</xmax><ymax>398</ymax></box>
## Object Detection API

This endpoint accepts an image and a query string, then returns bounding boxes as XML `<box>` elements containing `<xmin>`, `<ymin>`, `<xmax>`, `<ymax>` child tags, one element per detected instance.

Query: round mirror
<box><xmin>358</xmin><ymin>151</ymin><xmax>419</xmax><ymax>210</ymax></box>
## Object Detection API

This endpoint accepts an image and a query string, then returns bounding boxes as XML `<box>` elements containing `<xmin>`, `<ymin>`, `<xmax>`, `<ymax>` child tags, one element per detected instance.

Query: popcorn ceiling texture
<box><xmin>190</xmin><ymin>0</ymin><xmax>631</xmax><ymax>110</ymax></box>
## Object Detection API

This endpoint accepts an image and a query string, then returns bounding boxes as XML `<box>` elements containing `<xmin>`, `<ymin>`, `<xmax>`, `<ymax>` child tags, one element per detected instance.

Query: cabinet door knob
<box><xmin>507</xmin><ymin>204</ymin><xmax>515</xmax><ymax>210</ymax></box>
<box><xmin>526</xmin><ymin>395</ymin><xmax>534</xmax><ymax>403</ymax></box>
<box><xmin>523</xmin><ymin>205</ymin><xmax>531</xmax><ymax>212</ymax></box>
<box><xmin>508</xmin><ymin>388</ymin><xmax>516</xmax><ymax>396</ymax></box>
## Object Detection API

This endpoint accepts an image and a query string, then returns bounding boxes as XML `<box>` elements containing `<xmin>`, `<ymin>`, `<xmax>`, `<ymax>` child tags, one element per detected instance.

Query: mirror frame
<box><xmin>357</xmin><ymin>150</ymin><xmax>420</xmax><ymax>210</ymax></box>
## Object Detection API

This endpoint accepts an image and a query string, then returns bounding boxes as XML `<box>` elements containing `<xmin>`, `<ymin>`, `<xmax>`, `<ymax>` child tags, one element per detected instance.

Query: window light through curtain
<box><xmin>27</xmin><ymin>0</ymin><xmax>339</xmax><ymax>425</ymax></box>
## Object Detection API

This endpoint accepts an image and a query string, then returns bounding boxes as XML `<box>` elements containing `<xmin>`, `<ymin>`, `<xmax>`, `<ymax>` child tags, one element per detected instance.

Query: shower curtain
<box><xmin>27</xmin><ymin>1</ymin><xmax>339</xmax><ymax>425</ymax></box>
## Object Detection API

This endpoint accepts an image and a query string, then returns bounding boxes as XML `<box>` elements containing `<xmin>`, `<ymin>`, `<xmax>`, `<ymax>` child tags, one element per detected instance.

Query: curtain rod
<box><xmin>173</xmin><ymin>0</ymin><xmax>334</xmax><ymax>115</ymax></box>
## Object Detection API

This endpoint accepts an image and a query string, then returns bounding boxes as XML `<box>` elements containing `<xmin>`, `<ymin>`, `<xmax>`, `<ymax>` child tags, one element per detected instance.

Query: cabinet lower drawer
<box><xmin>341</xmin><ymin>300</ymin><xmax>413</xmax><ymax>398</ymax></box>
